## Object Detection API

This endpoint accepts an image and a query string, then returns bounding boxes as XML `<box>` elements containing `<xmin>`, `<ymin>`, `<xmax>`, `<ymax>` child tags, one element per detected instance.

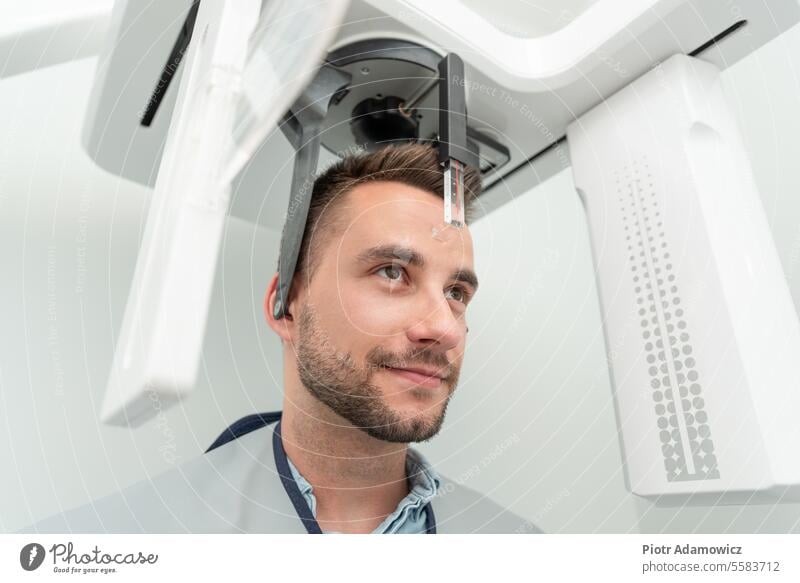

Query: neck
<box><xmin>280</xmin><ymin>383</ymin><xmax>410</xmax><ymax>533</ymax></box>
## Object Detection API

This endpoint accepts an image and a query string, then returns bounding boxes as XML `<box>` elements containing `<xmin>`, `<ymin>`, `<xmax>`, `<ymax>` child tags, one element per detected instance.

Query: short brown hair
<box><xmin>279</xmin><ymin>142</ymin><xmax>482</xmax><ymax>289</ymax></box>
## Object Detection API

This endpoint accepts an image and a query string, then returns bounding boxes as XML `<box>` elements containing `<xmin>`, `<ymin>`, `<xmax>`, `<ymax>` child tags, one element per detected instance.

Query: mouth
<box><xmin>383</xmin><ymin>366</ymin><xmax>444</xmax><ymax>389</ymax></box>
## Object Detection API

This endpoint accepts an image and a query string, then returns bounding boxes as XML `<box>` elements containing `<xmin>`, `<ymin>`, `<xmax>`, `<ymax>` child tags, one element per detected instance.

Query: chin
<box><xmin>390</xmin><ymin>397</ymin><xmax>445</xmax><ymax>423</ymax></box>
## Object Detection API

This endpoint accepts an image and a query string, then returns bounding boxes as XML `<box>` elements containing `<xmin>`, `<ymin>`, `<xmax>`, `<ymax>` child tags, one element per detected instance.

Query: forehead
<box><xmin>337</xmin><ymin>180</ymin><xmax>474</xmax><ymax>264</ymax></box>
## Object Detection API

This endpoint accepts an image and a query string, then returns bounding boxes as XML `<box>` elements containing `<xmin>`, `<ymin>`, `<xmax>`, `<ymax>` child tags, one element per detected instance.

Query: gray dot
<box><xmin>680</xmin><ymin>333</ymin><xmax>689</xmax><ymax>342</ymax></box>
<box><xmin>658</xmin><ymin>418</ymin><xmax>668</xmax><ymax>430</ymax></box>
<box><xmin>665</xmin><ymin>458</ymin><xmax>677</xmax><ymax>471</ymax></box>
<box><xmin>649</xmin><ymin>366</ymin><xmax>658</xmax><ymax>375</ymax></box>
<box><xmin>678</xmin><ymin>321</ymin><xmax>686</xmax><ymax>329</ymax></box>
<box><xmin>704</xmin><ymin>454</ymin><xmax>717</xmax><ymax>468</ymax></box>
<box><xmin>698</xmin><ymin>424</ymin><xmax>710</xmax><ymax>438</ymax></box>
<box><xmin>701</xmin><ymin>439</ymin><xmax>714</xmax><ymax>453</ymax></box>
<box><xmin>679</xmin><ymin>386</ymin><xmax>688</xmax><ymax>397</ymax></box>
<box><xmin>685</xmin><ymin>357</ymin><xmax>695</xmax><ymax>367</ymax></box>
<box><xmin>688</xmin><ymin>371</ymin><xmax>699</xmax><ymax>382</ymax></box>
<box><xmin>682</xmin><ymin>345</ymin><xmax>692</xmax><ymax>355</ymax></box>
<box><xmin>667</xmin><ymin>403</ymin><xmax>675</xmax><ymax>414</ymax></box>
<box><xmin>661</xmin><ymin>443</ymin><xmax>672</xmax><ymax>455</ymax></box>
<box><xmin>696</xmin><ymin>411</ymin><xmax>708</xmax><ymax>423</ymax></box>
<box><xmin>653</xmin><ymin>388</ymin><xmax>663</xmax><ymax>399</ymax></box>
<box><xmin>690</xmin><ymin>383</ymin><xmax>701</xmax><ymax>395</ymax></box>
<box><xmin>673</xmin><ymin>297</ymin><xmax>680</xmax><ymax>305</ymax></box>
<box><xmin>693</xmin><ymin>397</ymin><xmax>704</xmax><ymax>409</ymax></box>
<box><xmin>660</xmin><ymin>430</ymin><xmax>671</xmax><ymax>442</ymax></box>
<box><xmin>668</xmin><ymin>415</ymin><xmax>677</xmax><ymax>427</ymax></box>
<box><xmin>647</xmin><ymin>354</ymin><xmax>656</xmax><ymax>363</ymax></box>
<box><xmin>682</xmin><ymin>399</ymin><xmax>691</xmax><ymax>411</ymax></box>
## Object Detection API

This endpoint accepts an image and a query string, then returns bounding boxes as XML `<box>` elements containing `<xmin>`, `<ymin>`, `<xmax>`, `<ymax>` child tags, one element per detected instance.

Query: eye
<box><xmin>375</xmin><ymin>263</ymin><xmax>406</xmax><ymax>283</ymax></box>
<box><xmin>446</xmin><ymin>286</ymin><xmax>471</xmax><ymax>305</ymax></box>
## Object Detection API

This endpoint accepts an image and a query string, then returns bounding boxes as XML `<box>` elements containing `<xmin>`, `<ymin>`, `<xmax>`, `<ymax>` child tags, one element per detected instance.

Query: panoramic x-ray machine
<box><xmin>5</xmin><ymin>0</ymin><xmax>800</xmax><ymax>504</ymax></box>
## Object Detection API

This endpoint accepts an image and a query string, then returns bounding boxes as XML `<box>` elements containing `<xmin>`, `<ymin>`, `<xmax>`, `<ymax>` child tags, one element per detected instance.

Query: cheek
<box><xmin>338</xmin><ymin>280</ymin><xmax>407</xmax><ymax>337</ymax></box>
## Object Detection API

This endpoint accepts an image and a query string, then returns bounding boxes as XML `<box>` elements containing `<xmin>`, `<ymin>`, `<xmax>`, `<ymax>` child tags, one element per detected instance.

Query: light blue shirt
<box><xmin>285</xmin><ymin>447</ymin><xmax>441</xmax><ymax>533</ymax></box>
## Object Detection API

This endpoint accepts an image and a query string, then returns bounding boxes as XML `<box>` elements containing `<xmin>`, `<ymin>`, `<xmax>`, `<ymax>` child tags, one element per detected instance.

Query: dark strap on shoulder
<box><xmin>272</xmin><ymin>419</ymin><xmax>323</xmax><ymax>534</ymax></box>
<box><xmin>205</xmin><ymin>411</ymin><xmax>283</xmax><ymax>453</ymax></box>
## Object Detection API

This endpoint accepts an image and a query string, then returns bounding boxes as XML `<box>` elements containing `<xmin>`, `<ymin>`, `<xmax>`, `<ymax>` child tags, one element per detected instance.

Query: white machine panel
<box><xmin>568</xmin><ymin>54</ymin><xmax>800</xmax><ymax>502</ymax></box>
<box><xmin>100</xmin><ymin>0</ymin><xmax>349</xmax><ymax>426</ymax></box>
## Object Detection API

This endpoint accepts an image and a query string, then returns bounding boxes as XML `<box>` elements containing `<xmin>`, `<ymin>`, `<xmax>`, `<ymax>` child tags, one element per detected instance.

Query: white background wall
<box><xmin>3</xmin><ymin>21</ymin><xmax>800</xmax><ymax>533</ymax></box>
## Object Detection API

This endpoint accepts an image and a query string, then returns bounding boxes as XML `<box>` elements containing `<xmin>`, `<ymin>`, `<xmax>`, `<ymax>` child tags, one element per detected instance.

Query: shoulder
<box><xmin>431</xmin><ymin>473</ymin><xmax>544</xmax><ymax>534</ymax></box>
<box><xmin>18</xmin><ymin>421</ymin><xmax>291</xmax><ymax>533</ymax></box>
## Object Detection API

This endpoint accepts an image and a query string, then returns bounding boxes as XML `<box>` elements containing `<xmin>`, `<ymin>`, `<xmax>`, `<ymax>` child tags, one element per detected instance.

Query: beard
<box><xmin>294</xmin><ymin>302</ymin><xmax>459</xmax><ymax>443</ymax></box>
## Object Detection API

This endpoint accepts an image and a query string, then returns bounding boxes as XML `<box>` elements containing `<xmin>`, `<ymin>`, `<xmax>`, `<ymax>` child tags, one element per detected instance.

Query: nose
<box><xmin>405</xmin><ymin>286</ymin><xmax>464</xmax><ymax>351</ymax></box>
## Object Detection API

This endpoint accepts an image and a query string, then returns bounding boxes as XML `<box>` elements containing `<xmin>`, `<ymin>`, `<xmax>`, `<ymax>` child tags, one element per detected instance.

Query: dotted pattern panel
<box><xmin>616</xmin><ymin>158</ymin><xmax>720</xmax><ymax>483</ymax></box>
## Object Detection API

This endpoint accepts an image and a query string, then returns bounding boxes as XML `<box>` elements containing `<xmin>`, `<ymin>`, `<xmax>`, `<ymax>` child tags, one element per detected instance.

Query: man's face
<box><xmin>291</xmin><ymin>180</ymin><xmax>478</xmax><ymax>443</ymax></box>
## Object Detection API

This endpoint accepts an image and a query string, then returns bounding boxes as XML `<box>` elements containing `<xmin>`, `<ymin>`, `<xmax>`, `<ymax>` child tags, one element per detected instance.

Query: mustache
<box><xmin>366</xmin><ymin>352</ymin><xmax>453</xmax><ymax>379</ymax></box>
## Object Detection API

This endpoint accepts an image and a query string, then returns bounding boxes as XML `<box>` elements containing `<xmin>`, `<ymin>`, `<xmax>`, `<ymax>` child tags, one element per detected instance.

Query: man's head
<box><xmin>266</xmin><ymin>143</ymin><xmax>482</xmax><ymax>443</ymax></box>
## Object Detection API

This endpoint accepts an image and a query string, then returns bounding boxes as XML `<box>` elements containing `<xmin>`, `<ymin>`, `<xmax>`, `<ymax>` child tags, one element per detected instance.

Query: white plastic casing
<box><xmin>568</xmin><ymin>54</ymin><xmax>800</xmax><ymax>502</ymax></box>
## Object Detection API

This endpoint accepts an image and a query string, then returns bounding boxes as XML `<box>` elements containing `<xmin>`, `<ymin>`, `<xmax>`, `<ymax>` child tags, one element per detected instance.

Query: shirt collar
<box><xmin>286</xmin><ymin>446</ymin><xmax>441</xmax><ymax>522</ymax></box>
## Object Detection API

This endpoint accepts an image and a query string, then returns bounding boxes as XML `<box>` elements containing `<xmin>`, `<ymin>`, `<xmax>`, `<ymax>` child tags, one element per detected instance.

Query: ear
<box><xmin>264</xmin><ymin>272</ymin><xmax>294</xmax><ymax>343</ymax></box>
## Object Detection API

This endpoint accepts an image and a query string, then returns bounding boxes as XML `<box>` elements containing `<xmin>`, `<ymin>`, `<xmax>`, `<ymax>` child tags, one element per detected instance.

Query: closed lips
<box><xmin>388</xmin><ymin>366</ymin><xmax>444</xmax><ymax>379</ymax></box>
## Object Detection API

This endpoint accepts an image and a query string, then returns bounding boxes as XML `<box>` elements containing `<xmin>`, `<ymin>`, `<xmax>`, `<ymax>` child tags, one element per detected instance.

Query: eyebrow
<box><xmin>356</xmin><ymin>244</ymin><xmax>479</xmax><ymax>293</ymax></box>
